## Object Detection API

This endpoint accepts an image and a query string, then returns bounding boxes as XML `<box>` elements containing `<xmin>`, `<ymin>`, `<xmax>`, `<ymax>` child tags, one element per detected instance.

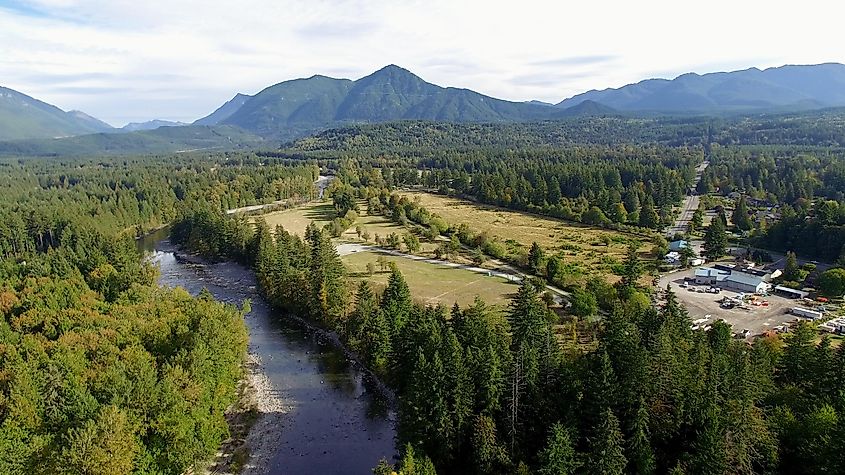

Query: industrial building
<box><xmin>692</xmin><ymin>264</ymin><xmax>772</xmax><ymax>293</ymax></box>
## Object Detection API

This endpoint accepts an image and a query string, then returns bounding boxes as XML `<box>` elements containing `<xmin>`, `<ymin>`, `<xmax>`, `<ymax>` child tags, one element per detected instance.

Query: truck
<box><xmin>791</xmin><ymin>307</ymin><xmax>823</xmax><ymax>320</ymax></box>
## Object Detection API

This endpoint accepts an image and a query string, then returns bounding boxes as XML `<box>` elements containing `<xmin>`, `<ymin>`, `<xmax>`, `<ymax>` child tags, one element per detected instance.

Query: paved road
<box><xmin>335</xmin><ymin>243</ymin><xmax>571</xmax><ymax>305</ymax></box>
<box><xmin>666</xmin><ymin>161</ymin><xmax>709</xmax><ymax>237</ymax></box>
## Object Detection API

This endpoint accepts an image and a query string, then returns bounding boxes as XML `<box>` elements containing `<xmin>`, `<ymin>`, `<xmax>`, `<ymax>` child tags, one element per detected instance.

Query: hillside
<box><xmin>0</xmin><ymin>124</ymin><xmax>262</xmax><ymax>156</ymax></box>
<box><xmin>558</xmin><ymin>63</ymin><xmax>845</xmax><ymax>113</ymax></box>
<box><xmin>0</xmin><ymin>86</ymin><xmax>113</xmax><ymax>140</ymax></box>
<box><xmin>193</xmin><ymin>93</ymin><xmax>252</xmax><ymax>125</ymax></box>
<box><xmin>216</xmin><ymin>65</ymin><xmax>555</xmax><ymax>139</ymax></box>
<box><xmin>554</xmin><ymin>99</ymin><xmax>617</xmax><ymax>117</ymax></box>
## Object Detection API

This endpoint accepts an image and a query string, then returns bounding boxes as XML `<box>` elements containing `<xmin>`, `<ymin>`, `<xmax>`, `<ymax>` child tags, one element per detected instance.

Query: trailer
<box><xmin>791</xmin><ymin>307</ymin><xmax>823</xmax><ymax>320</ymax></box>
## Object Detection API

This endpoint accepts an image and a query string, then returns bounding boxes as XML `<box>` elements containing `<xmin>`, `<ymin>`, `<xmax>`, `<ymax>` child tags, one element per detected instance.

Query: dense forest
<box><xmin>175</xmin><ymin>195</ymin><xmax>845</xmax><ymax>474</ymax></box>
<box><xmin>0</xmin><ymin>153</ymin><xmax>320</xmax><ymax>473</ymax></box>
<box><xmin>4</xmin><ymin>109</ymin><xmax>845</xmax><ymax>474</ymax></box>
<box><xmin>277</xmin><ymin>116</ymin><xmax>845</xmax><ymax>260</ymax></box>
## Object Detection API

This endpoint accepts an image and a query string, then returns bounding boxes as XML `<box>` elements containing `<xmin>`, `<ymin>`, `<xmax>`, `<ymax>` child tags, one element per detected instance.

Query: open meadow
<box><xmin>341</xmin><ymin>250</ymin><xmax>518</xmax><ymax>308</ymax></box>
<box><xmin>398</xmin><ymin>190</ymin><xmax>652</xmax><ymax>281</ymax></box>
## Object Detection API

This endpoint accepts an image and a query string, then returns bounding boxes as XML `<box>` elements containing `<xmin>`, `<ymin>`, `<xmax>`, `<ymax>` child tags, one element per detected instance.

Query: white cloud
<box><xmin>1</xmin><ymin>0</ymin><xmax>843</xmax><ymax>126</ymax></box>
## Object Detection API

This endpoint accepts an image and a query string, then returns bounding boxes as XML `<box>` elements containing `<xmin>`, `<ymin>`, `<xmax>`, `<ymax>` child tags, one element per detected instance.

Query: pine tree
<box><xmin>382</xmin><ymin>267</ymin><xmax>413</xmax><ymax>335</ymax></box>
<box><xmin>626</xmin><ymin>397</ymin><xmax>656</xmax><ymax>475</ymax></box>
<box><xmin>639</xmin><ymin>197</ymin><xmax>660</xmax><ymax>230</ymax></box>
<box><xmin>349</xmin><ymin>281</ymin><xmax>377</xmax><ymax>350</ymax></box>
<box><xmin>442</xmin><ymin>330</ymin><xmax>473</xmax><ymax>456</ymax></box>
<box><xmin>732</xmin><ymin>195</ymin><xmax>753</xmax><ymax>231</ymax></box>
<box><xmin>586</xmin><ymin>408</ymin><xmax>627</xmax><ymax>475</ymax></box>
<box><xmin>783</xmin><ymin>251</ymin><xmax>801</xmax><ymax>282</ymax></box>
<box><xmin>618</xmin><ymin>242</ymin><xmax>642</xmax><ymax>296</ymax></box>
<box><xmin>537</xmin><ymin>423</ymin><xmax>580</xmax><ymax>475</ymax></box>
<box><xmin>528</xmin><ymin>242</ymin><xmax>544</xmax><ymax>274</ymax></box>
<box><xmin>703</xmin><ymin>217</ymin><xmax>727</xmax><ymax>260</ymax></box>
<box><xmin>470</xmin><ymin>415</ymin><xmax>509</xmax><ymax>474</ymax></box>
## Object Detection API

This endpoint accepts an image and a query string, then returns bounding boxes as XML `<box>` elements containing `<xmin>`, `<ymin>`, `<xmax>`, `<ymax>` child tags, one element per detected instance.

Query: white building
<box><xmin>692</xmin><ymin>265</ymin><xmax>771</xmax><ymax>293</ymax></box>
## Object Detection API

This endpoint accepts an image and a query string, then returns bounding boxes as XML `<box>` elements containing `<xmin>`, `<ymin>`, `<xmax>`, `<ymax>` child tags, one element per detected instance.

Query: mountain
<box><xmin>121</xmin><ymin>119</ymin><xmax>188</xmax><ymax>132</ymax></box>
<box><xmin>0</xmin><ymin>86</ymin><xmax>113</xmax><ymax>140</ymax></box>
<box><xmin>558</xmin><ymin>63</ymin><xmax>845</xmax><ymax>113</ymax></box>
<box><xmin>554</xmin><ymin>99</ymin><xmax>616</xmax><ymax>117</ymax></box>
<box><xmin>0</xmin><ymin>125</ymin><xmax>262</xmax><ymax>157</ymax></box>
<box><xmin>213</xmin><ymin>65</ymin><xmax>555</xmax><ymax>138</ymax></box>
<box><xmin>193</xmin><ymin>93</ymin><xmax>251</xmax><ymax>125</ymax></box>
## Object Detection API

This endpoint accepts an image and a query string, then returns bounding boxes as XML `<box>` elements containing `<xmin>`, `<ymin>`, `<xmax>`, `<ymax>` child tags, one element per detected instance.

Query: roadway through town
<box><xmin>665</xmin><ymin>160</ymin><xmax>709</xmax><ymax>237</ymax></box>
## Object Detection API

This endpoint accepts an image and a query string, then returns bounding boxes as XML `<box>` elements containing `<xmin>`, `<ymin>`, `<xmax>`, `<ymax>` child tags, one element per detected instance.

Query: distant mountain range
<box><xmin>0</xmin><ymin>125</ymin><xmax>262</xmax><ymax>157</ymax></box>
<box><xmin>558</xmin><ymin>63</ymin><xmax>845</xmax><ymax>112</ymax></box>
<box><xmin>121</xmin><ymin>119</ymin><xmax>188</xmax><ymax>132</ymax></box>
<box><xmin>3</xmin><ymin>62</ymin><xmax>845</xmax><ymax>153</ymax></box>
<box><xmin>0</xmin><ymin>87</ymin><xmax>113</xmax><ymax>140</ymax></box>
<box><xmin>198</xmin><ymin>65</ymin><xmax>560</xmax><ymax>138</ymax></box>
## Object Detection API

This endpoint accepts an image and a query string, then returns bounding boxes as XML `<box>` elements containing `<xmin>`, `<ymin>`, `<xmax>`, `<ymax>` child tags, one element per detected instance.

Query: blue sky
<box><xmin>1</xmin><ymin>0</ymin><xmax>843</xmax><ymax>126</ymax></box>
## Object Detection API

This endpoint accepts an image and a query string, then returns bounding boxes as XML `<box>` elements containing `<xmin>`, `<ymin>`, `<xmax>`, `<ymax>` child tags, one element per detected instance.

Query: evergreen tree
<box><xmin>382</xmin><ymin>267</ymin><xmax>413</xmax><ymax>335</ymax></box>
<box><xmin>783</xmin><ymin>251</ymin><xmax>802</xmax><ymax>283</ymax></box>
<box><xmin>626</xmin><ymin>398</ymin><xmax>656</xmax><ymax>475</ymax></box>
<box><xmin>470</xmin><ymin>415</ymin><xmax>509</xmax><ymax>474</ymax></box>
<box><xmin>528</xmin><ymin>242</ymin><xmax>544</xmax><ymax>274</ymax></box>
<box><xmin>691</xmin><ymin>208</ymin><xmax>704</xmax><ymax>231</ymax></box>
<box><xmin>537</xmin><ymin>423</ymin><xmax>579</xmax><ymax>475</ymax></box>
<box><xmin>586</xmin><ymin>409</ymin><xmax>627</xmax><ymax>475</ymax></box>
<box><xmin>703</xmin><ymin>217</ymin><xmax>728</xmax><ymax>260</ymax></box>
<box><xmin>619</xmin><ymin>242</ymin><xmax>642</xmax><ymax>296</ymax></box>
<box><xmin>732</xmin><ymin>195</ymin><xmax>754</xmax><ymax>231</ymax></box>
<box><xmin>639</xmin><ymin>197</ymin><xmax>661</xmax><ymax>230</ymax></box>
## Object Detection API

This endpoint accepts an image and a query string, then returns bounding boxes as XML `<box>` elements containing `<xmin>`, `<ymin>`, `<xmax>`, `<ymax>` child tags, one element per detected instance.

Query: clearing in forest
<box><xmin>342</xmin><ymin>250</ymin><xmax>517</xmax><ymax>308</ymax></box>
<box><xmin>398</xmin><ymin>191</ymin><xmax>646</xmax><ymax>280</ymax></box>
<box><xmin>255</xmin><ymin>201</ymin><xmax>335</xmax><ymax>236</ymax></box>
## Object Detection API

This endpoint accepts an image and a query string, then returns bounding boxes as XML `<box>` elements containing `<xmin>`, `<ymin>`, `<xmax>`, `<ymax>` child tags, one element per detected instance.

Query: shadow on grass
<box><xmin>303</xmin><ymin>203</ymin><xmax>337</xmax><ymax>221</ymax></box>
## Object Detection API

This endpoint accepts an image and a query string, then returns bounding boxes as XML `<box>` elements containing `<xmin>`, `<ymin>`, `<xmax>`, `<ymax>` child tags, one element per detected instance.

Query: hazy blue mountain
<box><xmin>121</xmin><ymin>119</ymin><xmax>188</xmax><ymax>132</ymax></box>
<box><xmin>0</xmin><ymin>86</ymin><xmax>113</xmax><ymax>140</ymax></box>
<box><xmin>557</xmin><ymin>63</ymin><xmax>845</xmax><ymax>112</ymax></box>
<box><xmin>216</xmin><ymin>65</ymin><xmax>554</xmax><ymax>138</ymax></box>
<box><xmin>193</xmin><ymin>93</ymin><xmax>251</xmax><ymax>125</ymax></box>
<box><xmin>0</xmin><ymin>125</ymin><xmax>262</xmax><ymax>157</ymax></box>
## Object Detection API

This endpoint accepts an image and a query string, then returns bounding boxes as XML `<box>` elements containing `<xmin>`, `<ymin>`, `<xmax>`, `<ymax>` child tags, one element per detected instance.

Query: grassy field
<box><xmin>256</xmin><ymin>201</ymin><xmax>335</xmax><ymax>236</ymax></box>
<box><xmin>342</xmin><ymin>250</ymin><xmax>518</xmax><ymax>308</ymax></box>
<box><xmin>398</xmin><ymin>191</ymin><xmax>648</xmax><ymax>280</ymax></box>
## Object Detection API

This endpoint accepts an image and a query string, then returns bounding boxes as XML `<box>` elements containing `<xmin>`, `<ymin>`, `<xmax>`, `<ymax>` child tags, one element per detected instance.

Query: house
<box><xmin>669</xmin><ymin>240</ymin><xmax>691</xmax><ymax>252</ymax></box>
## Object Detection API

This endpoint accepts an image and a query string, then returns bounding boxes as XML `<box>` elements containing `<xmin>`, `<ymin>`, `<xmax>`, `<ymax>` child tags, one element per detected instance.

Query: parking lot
<box><xmin>657</xmin><ymin>268</ymin><xmax>800</xmax><ymax>337</ymax></box>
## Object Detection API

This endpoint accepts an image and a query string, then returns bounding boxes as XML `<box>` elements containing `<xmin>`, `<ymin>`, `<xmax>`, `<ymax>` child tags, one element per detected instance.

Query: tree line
<box><xmin>174</xmin><ymin>203</ymin><xmax>845</xmax><ymax>474</ymax></box>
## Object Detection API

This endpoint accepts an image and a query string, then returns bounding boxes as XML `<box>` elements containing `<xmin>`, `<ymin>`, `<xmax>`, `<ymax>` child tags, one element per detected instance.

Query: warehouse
<box><xmin>720</xmin><ymin>273</ymin><xmax>770</xmax><ymax>294</ymax></box>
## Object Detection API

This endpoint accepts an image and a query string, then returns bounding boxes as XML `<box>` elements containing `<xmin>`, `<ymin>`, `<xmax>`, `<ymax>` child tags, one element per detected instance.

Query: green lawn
<box><xmin>342</xmin><ymin>251</ymin><xmax>518</xmax><ymax>308</ymax></box>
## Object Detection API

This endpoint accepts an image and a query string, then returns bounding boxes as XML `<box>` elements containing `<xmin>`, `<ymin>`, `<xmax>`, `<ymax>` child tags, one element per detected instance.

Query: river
<box><xmin>138</xmin><ymin>229</ymin><xmax>396</xmax><ymax>474</ymax></box>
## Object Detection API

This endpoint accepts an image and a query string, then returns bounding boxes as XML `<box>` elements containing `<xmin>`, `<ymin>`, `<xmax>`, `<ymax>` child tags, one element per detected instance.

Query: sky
<box><xmin>1</xmin><ymin>0</ymin><xmax>844</xmax><ymax>127</ymax></box>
